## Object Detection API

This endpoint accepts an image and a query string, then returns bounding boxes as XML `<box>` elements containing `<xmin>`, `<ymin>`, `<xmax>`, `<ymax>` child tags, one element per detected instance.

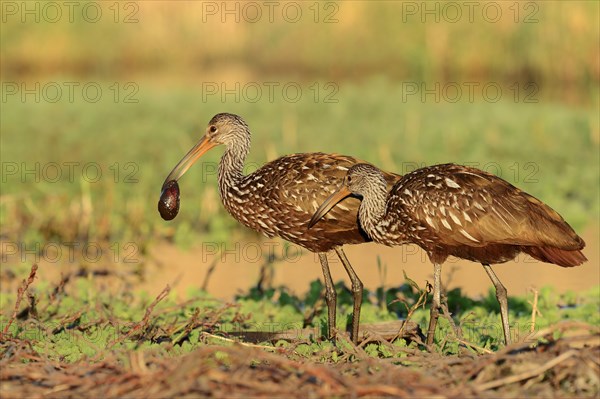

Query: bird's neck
<box><xmin>218</xmin><ymin>139</ymin><xmax>250</xmax><ymax>198</ymax></box>
<box><xmin>358</xmin><ymin>183</ymin><xmax>388</xmax><ymax>238</ymax></box>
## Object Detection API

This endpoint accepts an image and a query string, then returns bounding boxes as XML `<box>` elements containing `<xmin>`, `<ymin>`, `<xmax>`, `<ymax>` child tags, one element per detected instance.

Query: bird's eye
<box><xmin>209</xmin><ymin>126</ymin><xmax>217</xmax><ymax>133</ymax></box>
<box><xmin>347</xmin><ymin>176</ymin><xmax>352</xmax><ymax>183</ymax></box>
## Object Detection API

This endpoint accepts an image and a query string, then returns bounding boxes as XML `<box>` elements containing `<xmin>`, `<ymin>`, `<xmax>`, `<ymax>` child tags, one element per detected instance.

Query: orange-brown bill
<box><xmin>308</xmin><ymin>186</ymin><xmax>353</xmax><ymax>228</ymax></box>
<box><xmin>161</xmin><ymin>135</ymin><xmax>217</xmax><ymax>190</ymax></box>
<box><xmin>158</xmin><ymin>135</ymin><xmax>217</xmax><ymax>221</ymax></box>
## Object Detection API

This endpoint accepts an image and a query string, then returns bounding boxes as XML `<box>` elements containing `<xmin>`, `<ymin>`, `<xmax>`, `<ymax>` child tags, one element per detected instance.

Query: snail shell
<box><xmin>158</xmin><ymin>180</ymin><xmax>180</xmax><ymax>221</ymax></box>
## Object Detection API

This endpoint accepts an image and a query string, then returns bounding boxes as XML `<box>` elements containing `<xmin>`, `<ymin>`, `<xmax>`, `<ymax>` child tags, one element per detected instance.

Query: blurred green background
<box><xmin>1</xmin><ymin>1</ymin><xmax>598</xmax><ymax>279</ymax></box>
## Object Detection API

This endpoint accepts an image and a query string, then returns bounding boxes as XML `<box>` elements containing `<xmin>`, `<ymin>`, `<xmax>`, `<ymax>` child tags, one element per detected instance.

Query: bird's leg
<box><xmin>482</xmin><ymin>263</ymin><xmax>511</xmax><ymax>345</ymax></box>
<box><xmin>426</xmin><ymin>263</ymin><xmax>442</xmax><ymax>346</ymax></box>
<box><xmin>334</xmin><ymin>247</ymin><xmax>363</xmax><ymax>345</ymax></box>
<box><xmin>318</xmin><ymin>252</ymin><xmax>337</xmax><ymax>341</ymax></box>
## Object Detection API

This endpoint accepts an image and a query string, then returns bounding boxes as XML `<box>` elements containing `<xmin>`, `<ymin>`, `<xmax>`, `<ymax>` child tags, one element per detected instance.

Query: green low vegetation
<box><xmin>1</xmin><ymin>265</ymin><xmax>598</xmax><ymax>362</ymax></box>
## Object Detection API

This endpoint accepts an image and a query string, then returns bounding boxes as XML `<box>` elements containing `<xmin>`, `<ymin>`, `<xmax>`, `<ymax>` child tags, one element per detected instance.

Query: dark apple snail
<box><xmin>158</xmin><ymin>180</ymin><xmax>180</xmax><ymax>220</ymax></box>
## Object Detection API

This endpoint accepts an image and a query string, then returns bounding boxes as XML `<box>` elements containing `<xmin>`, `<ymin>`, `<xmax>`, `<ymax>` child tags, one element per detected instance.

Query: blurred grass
<box><xmin>0</xmin><ymin>0</ymin><xmax>598</xmax><ymax>263</ymax></box>
<box><xmin>1</xmin><ymin>2</ymin><xmax>598</xmax><ymax>95</ymax></box>
<box><xmin>1</xmin><ymin>78</ymin><xmax>598</xmax><ymax>250</ymax></box>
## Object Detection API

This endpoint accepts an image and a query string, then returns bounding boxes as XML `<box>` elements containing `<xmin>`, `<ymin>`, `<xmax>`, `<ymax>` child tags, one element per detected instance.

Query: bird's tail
<box><xmin>524</xmin><ymin>192</ymin><xmax>586</xmax><ymax>251</ymax></box>
<box><xmin>523</xmin><ymin>197</ymin><xmax>587</xmax><ymax>267</ymax></box>
<box><xmin>524</xmin><ymin>246</ymin><xmax>587</xmax><ymax>267</ymax></box>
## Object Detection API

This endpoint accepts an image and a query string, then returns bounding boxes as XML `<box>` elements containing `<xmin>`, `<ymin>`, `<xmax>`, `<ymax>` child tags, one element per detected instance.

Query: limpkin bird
<box><xmin>309</xmin><ymin>163</ymin><xmax>586</xmax><ymax>345</ymax></box>
<box><xmin>161</xmin><ymin>113</ymin><xmax>401</xmax><ymax>344</ymax></box>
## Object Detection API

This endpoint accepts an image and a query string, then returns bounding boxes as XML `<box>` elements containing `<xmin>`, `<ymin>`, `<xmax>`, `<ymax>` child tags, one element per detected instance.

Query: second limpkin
<box><xmin>161</xmin><ymin>113</ymin><xmax>401</xmax><ymax>344</ymax></box>
<box><xmin>309</xmin><ymin>163</ymin><xmax>587</xmax><ymax>345</ymax></box>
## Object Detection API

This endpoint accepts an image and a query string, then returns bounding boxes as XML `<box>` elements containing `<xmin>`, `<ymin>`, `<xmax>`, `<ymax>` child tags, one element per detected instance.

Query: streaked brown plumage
<box><xmin>161</xmin><ymin>113</ymin><xmax>401</xmax><ymax>343</ymax></box>
<box><xmin>309</xmin><ymin>163</ymin><xmax>586</xmax><ymax>345</ymax></box>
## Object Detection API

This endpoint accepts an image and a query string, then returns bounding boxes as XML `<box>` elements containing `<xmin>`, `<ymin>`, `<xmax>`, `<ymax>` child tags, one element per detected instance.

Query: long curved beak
<box><xmin>162</xmin><ymin>135</ymin><xmax>217</xmax><ymax>190</ymax></box>
<box><xmin>308</xmin><ymin>186</ymin><xmax>353</xmax><ymax>228</ymax></box>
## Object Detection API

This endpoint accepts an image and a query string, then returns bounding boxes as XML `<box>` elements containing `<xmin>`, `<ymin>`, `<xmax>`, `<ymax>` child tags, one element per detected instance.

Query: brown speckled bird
<box><xmin>309</xmin><ymin>163</ymin><xmax>587</xmax><ymax>346</ymax></box>
<box><xmin>162</xmin><ymin>113</ymin><xmax>401</xmax><ymax>343</ymax></box>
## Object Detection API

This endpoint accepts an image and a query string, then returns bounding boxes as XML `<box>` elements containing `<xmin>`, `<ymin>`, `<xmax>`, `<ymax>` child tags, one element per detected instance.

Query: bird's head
<box><xmin>205</xmin><ymin>113</ymin><xmax>251</xmax><ymax>147</ymax></box>
<box><xmin>308</xmin><ymin>163</ymin><xmax>385</xmax><ymax>228</ymax></box>
<box><xmin>342</xmin><ymin>163</ymin><xmax>384</xmax><ymax>195</ymax></box>
<box><xmin>161</xmin><ymin>113</ymin><xmax>250</xmax><ymax>190</ymax></box>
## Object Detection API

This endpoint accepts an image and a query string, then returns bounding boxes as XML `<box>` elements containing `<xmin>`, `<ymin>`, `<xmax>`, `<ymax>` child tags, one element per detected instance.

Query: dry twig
<box><xmin>528</xmin><ymin>286</ymin><xmax>541</xmax><ymax>334</ymax></box>
<box><xmin>1</xmin><ymin>264</ymin><xmax>38</xmax><ymax>339</ymax></box>
<box><xmin>107</xmin><ymin>285</ymin><xmax>170</xmax><ymax>348</ymax></box>
<box><xmin>474</xmin><ymin>350</ymin><xmax>577</xmax><ymax>391</ymax></box>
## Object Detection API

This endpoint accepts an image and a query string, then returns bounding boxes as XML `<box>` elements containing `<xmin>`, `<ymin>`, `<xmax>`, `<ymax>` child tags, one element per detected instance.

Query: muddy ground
<box><xmin>16</xmin><ymin>227</ymin><xmax>600</xmax><ymax>304</ymax></box>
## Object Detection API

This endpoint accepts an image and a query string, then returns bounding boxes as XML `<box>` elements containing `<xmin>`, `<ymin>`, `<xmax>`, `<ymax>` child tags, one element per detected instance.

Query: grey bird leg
<box><xmin>318</xmin><ymin>252</ymin><xmax>337</xmax><ymax>341</ymax></box>
<box><xmin>482</xmin><ymin>263</ymin><xmax>511</xmax><ymax>345</ymax></box>
<box><xmin>335</xmin><ymin>247</ymin><xmax>363</xmax><ymax>345</ymax></box>
<box><xmin>426</xmin><ymin>263</ymin><xmax>442</xmax><ymax>346</ymax></box>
